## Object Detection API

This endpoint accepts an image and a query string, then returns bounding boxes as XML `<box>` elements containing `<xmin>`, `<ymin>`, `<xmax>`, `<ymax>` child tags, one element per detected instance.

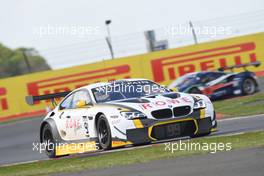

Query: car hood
<box><xmin>105</xmin><ymin>92</ymin><xmax>195</xmax><ymax>114</ymax></box>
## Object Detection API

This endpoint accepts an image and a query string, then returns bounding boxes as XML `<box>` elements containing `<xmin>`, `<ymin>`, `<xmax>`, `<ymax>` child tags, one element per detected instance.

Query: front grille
<box><xmin>151</xmin><ymin>109</ymin><xmax>172</xmax><ymax>119</ymax></box>
<box><xmin>151</xmin><ymin>120</ymin><xmax>196</xmax><ymax>140</ymax></box>
<box><xmin>173</xmin><ymin>106</ymin><xmax>191</xmax><ymax>117</ymax></box>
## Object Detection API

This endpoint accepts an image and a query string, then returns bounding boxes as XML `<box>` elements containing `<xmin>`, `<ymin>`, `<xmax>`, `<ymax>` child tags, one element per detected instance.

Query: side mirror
<box><xmin>76</xmin><ymin>100</ymin><xmax>87</xmax><ymax>108</ymax></box>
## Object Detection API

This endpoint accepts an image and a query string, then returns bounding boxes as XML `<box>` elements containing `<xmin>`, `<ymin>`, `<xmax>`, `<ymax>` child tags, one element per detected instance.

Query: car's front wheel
<box><xmin>96</xmin><ymin>114</ymin><xmax>112</xmax><ymax>150</ymax></box>
<box><xmin>42</xmin><ymin>124</ymin><xmax>56</xmax><ymax>158</ymax></box>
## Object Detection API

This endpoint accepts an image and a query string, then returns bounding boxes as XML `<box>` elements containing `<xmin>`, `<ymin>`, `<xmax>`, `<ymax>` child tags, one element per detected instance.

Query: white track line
<box><xmin>218</xmin><ymin>114</ymin><xmax>264</xmax><ymax>122</ymax></box>
<box><xmin>0</xmin><ymin>160</ymin><xmax>41</xmax><ymax>167</ymax></box>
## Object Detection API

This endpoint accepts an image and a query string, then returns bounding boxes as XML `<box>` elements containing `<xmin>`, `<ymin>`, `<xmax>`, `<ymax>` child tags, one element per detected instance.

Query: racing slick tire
<box><xmin>189</xmin><ymin>87</ymin><xmax>202</xmax><ymax>94</ymax></box>
<box><xmin>96</xmin><ymin>114</ymin><xmax>112</xmax><ymax>150</ymax></box>
<box><xmin>42</xmin><ymin>124</ymin><xmax>56</xmax><ymax>158</ymax></box>
<box><xmin>242</xmin><ymin>78</ymin><xmax>256</xmax><ymax>95</ymax></box>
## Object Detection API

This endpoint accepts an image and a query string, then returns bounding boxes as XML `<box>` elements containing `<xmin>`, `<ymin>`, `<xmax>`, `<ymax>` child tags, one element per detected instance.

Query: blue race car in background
<box><xmin>168</xmin><ymin>61</ymin><xmax>260</xmax><ymax>100</ymax></box>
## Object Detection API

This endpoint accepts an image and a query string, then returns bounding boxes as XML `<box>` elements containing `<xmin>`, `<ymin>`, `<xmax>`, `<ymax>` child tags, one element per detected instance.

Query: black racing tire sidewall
<box><xmin>242</xmin><ymin>78</ymin><xmax>256</xmax><ymax>95</ymax></box>
<box><xmin>42</xmin><ymin>124</ymin><xmax>56</xmax><ymax>158</ymax></box>
<box><xmin>96</xmin><ymin>114</ymin><xmax>112</xmax><ymax>150</ymax></box>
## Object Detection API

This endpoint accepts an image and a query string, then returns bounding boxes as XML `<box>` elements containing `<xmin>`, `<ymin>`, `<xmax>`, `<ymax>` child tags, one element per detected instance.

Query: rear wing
<box><xmin>218</xmin><ymin>61</ymin><xmax>261</xmax><ymax>72</ymax></box>
<box><xmin>25</xmin><ymin>91</ymin><xmax>71</xmax><ymax>107</ymax></box>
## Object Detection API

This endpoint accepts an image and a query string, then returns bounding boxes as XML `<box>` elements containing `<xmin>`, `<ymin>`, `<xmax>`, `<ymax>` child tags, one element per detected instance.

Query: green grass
<box><xmin>213</xmin><ymin>92</ymin><xmax>264</xmax><ymax>118</ymax></box>
<box><xmin>0</xmin><ymin>131</ymin><xmax>264</xmax><ymax>176</ymax></box>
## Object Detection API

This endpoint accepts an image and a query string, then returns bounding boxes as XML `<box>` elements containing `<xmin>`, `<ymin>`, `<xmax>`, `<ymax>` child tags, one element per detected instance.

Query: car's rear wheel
<box><xmin>189</xmin><ymin>87</ymin><xmax>202</xmax><ymax>94</ymax></box>
<box><xmin>242</xmin><ymin>78</ymin><xmax>256</xmax><ymax>95</ymax></box>
<box><xmin>42</xmin><ymin>124</ymin><xmax>56</xmax><ymax>158</ymax></box>
<box><xmin>97</xmin><ymin>114</ymin><xmax>112</xmax><ymax>150</ymax></box>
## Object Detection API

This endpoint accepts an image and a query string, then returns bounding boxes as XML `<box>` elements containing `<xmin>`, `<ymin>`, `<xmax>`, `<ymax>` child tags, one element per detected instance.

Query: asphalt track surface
<box><xmin>0</xmin><ymin>114</ymin><xmax>264</xmax><ymax>166</ymax></box>
<box><xmin>59</xmin><ymin>148</ymin><xmax>264</xmax><ymax>176</ymax></box>
<box><xmin>0</xmin><ymin>77</ymin><xmax>263</xmax><ymax>167</ymax></box>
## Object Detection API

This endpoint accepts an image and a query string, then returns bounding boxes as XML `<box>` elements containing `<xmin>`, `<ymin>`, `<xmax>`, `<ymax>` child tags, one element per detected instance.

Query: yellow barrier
<box><xmin>1</xmin><ymin>33</ymin><xmax>264</xmax><ymax>120</ymax></box>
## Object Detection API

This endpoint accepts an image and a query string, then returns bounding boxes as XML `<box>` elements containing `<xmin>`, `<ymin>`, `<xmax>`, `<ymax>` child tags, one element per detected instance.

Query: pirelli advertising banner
<box><xmin>1</xmin><ymin>33</ymin><xmax>264</xmax><ymax>120</ymax></box>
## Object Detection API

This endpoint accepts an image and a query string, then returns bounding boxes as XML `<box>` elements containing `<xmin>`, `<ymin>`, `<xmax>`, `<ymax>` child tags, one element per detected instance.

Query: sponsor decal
<box><xmin>112</xmin><ymin>119</ymin><xmax>121</xmax><ymax>125</ymax></box>
<box><xmin>140</xmin><ymin>97</ymin><xmax>192</xmax><ymax>110</ymax></box>
<box><xmin>82</xmin><ymin>116</ymin><xmax>90</xmax><ymax>137</ymax></box>
<box><xmin>111</xmin><ymin>141</ymin><xmax>132</xmax><ymax>147</ymax></box>
<box><xmin>65</xmin><ymin>118</ymin><xmax>81</xmax><ymax>129</ymax></box>
<box><xmin>27</xmin><ymin>65</ymin><xmax>131</xmax><ymax>104</ymax></box>
<box><xmin>151</xmin><ymin>42</ymin><xmax>258</xmax><ymax>82</ymax></box>
<box><xmin>202</xmin><ymin>82</ymin><xmax>235</xmax><ymax>95</ymax></box>
<box><xmin>0</xmin><ymin>87</ymin><xmax>8</xmax><ymax>111</ymax></box>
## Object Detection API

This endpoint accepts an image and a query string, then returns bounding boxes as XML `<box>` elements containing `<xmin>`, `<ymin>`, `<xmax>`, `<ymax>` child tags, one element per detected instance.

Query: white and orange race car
<box><xmin>26</xmin><ymin>79</ymin><xmax>216</xmax><ymax>158</ymax></box>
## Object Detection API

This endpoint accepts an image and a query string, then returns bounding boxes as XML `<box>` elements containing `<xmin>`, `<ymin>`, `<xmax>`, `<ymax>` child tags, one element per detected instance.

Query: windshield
<box><xmin>173</xmin><ymin>73</ymin><xmax>199</xmax><ymax>87</ymax></box>
<box><xmin>92</xmin><ymin>80</ymin><xmax>169</xmax><ymax>103</ymax></box>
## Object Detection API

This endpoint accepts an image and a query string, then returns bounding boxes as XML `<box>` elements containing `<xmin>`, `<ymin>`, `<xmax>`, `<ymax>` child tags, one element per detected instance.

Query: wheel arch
<box><xmin>186</xmin><ymin>86</ymin><xmax>196</xmax><ymax>93</ymax></box>
<box><xmin>243</xmin><ymin>76</ymin><xmax>258</xmax><ymax>86</ymax></box>
<box><xmin>39</xmin><ymin>118</ymin><xmax>62</xmax><ymax>143</ymax></box>
<box><xmin>188</xmin><ymin>86</ymin><xmax>202</xmax><ymax>94</ymax></box>
<box><xmin>40</xmin><ymin>121</ymin><xmax>48</xmax><ymax>143</ymax></box>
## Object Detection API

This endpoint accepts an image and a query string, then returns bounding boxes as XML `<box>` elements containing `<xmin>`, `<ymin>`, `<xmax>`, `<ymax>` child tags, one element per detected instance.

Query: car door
<box><xmin>213</xmin><ymin>75</ymin><xmax>235</xmax><ymax>96</ymax></box>
<box><xmin>205</xmin><ymin>73</ymin><xmax>234</xmax><ymax>96</ymax></box>
<box><xmin>57</xmin><ymin>90</ymin><xmax>94</xmax><ymax>141</ymax></box>
<box><xmin>56</xmin><ymin>93</ymin><xmax>76</xmax><ymax>141</ymax></box>
<box><xmin>69</xmin><ymin>89</ymin><xmax>94</xmax><ymax>140</ymax></box>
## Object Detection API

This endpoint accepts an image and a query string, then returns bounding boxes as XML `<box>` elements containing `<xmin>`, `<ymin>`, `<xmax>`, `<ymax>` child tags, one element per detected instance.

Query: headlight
<box><xmin>120</xmin><ymin>111</ymin><xmax>146</xmax><ymax>120</ymax></box>
<box><xmin>193</xmin><ymin>100</ymin><xmax>206</xmax><ymax>109</ymax></box>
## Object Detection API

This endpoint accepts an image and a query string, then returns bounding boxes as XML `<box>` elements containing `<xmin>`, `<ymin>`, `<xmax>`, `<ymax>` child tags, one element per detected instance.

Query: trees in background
<box><xmin>0</xmin><ymin>43</ymin><xmax>51</xmax><ymax>79</ymax></box>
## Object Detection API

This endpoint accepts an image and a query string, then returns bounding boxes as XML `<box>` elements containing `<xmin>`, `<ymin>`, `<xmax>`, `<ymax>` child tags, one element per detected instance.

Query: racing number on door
<box><xmin>83</xmin><ymin>116</ymin><xmax>89</xmax><ymax>137</ymax></box>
